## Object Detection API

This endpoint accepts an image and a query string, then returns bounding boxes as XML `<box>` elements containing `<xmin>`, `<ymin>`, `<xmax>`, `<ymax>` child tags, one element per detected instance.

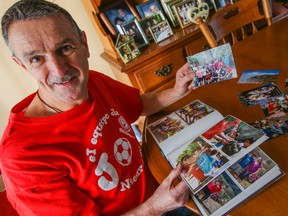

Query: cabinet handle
<box><xmin>155</xmin><ymin>64</ymin><xmax>173</xmax><ymax>77</ymax></box>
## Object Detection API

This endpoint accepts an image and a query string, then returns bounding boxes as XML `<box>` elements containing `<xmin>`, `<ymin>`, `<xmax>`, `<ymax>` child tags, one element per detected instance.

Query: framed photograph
<box><xmin>213</xmin><ymin>0</ymin><xmax>235</xmax><ymax>11</ymax></box>
<box><xmin>162</xmin><ymin>0</ymin><xmax>183</xmax><ymax>27</ymax></box>
<box><xmin>150</xmin><ymin>20</ymin><xmax>174</xmax><ymax>43</ymax></box>
<box><xmin>173</xmin><ymin>0</ymin><xmax>197</xmax><ymax>28</ymax></box>
<box><xmin>115</xmin><ymin>34</ymin><xmax>141</xmax><ymax>64</ymax></box>
<box><xmin>140</xmin><ymin>11</ymin><xmax>166</xmax><ymax>40</ymax></box>
<box><xmin>117</xmin><ymin>44</ymin><xmax>134</xmax><ymax>64</ymax></box>
<box><xmin>121</xmin><ymin>18</ymin><xmax>150</xmax><ymax>48</ymax></box>
<box><xmin>136</xmin><ymin>0</ymin><xmax>164</xmax><ymax>18</ymax></box>
<box><xmin>101</xmin><ymin>0</ymin><xmax>136</xmax><ymax>35</ymax></box>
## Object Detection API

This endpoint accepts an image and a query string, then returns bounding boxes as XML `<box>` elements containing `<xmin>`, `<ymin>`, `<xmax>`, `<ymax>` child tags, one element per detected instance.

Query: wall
<box><xmin>0</xmin><ymin>0</ymin><xmax>115</xmax><ymax>135</ymax></box>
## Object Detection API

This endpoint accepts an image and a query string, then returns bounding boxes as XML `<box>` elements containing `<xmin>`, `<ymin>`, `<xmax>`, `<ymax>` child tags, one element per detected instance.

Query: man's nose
<box><xmin>48</xmin><ymin>55</ymin><xmax>68</xmax><ymax>76</ymax></box>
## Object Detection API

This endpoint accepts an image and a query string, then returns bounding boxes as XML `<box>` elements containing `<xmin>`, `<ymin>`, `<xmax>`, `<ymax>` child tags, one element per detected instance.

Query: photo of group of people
<box><xmin>148</xmin><ymin>100</ymin><xmax>216</xmax><ymax>144</ymax></box>
<box><xmin>147</xmin><ymin>113</ymin><xmax>187</xmax><ymax>143</ymax></box>
<box><xmin>140</xmin><ymin>11</ymin><xmax>165</xmax><ymax>39</ymax></box>
<box><xmin>250</xmin><ymin>112</ymin><xmax>288</xmax><ymax>139</ymax></box>
<box><xmin>194</xmin><ymin>147</ymin><xmax>278</xmax><ymax>215</ymax></box>
<box><xmin>259</xmin><ymin>94</ymin><xmax>288</xmax><ymax>116</ymax></box>
<box><xmin>238</xmin><ymin>83</ymin><xmax>283</xmax><ymax>107</ymax></box>
<box><xmin>150</xmin><ymin>20</ymin><xmax>174</xmax><ymax>43</ymax></box>
<box><xmin>174</xmin><ymin>136</ymin><xmax>229</xmax><ymax>192</ymax></box>
<box><xmin>121</xmin><ymin>19</ymin><xmax>149</xmax><ymax>48</ymax></box>
<box><xmin>173</xmin><ymin>0</ymin><xmax>197</xmax><ymax>27</ymax></box>
<box><xmin>175</xmin><ymin>100</ymin><xmax>214</xmax><ymax>125</ymax></box>
<box><xmin>187</xmin><ymin>43</ymin><xmax>237</xmax><ymax>87</ymax></box>
<box><xmin>202</xmin><ymin>116</ymin><xmax>264</xmax><ymax>157</ymax></box>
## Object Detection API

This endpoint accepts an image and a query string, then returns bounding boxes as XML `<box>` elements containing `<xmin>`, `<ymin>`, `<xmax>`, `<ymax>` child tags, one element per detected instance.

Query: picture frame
<box><xmin>213</xmin><ymin>0</ymin><xmax>235</xmax><ymax>11</ymax></box>
<box><xmin>173</xmin><ymin>0</ymin><xmax>197</xmax><ymax>28</ymax></box>
<box><xmin>136</xmin><ymin>0</ymin><xmax>164</xmax><ymax>18</ymax></box>
<box><xmin>117</xmin><ymin>44</ymin><xmax>134</xmax><ymax>64</ymax></box>
<box><xmin>139</xmin><ymin>11</ymin><xmax>166</xmax><ymax>40</ymax></box>
<box><xmin>162</xmin><ymin>0</ymin><xmax>183</xmax><ymax>27</ymax></box>
<box><xmin>121</xmin><ymin>18</ymin><xmax>150</xmax><ymax>48</ymax></box>
<box><xmin>149</xmin><ymin>20</ymin><xmax>174</xmax><ymax>43</ymax></box>
<box><xmin>115</xmin><ymin>35</ymin><xmax>141</xmax><ymax>64</ymax></box>
<box><xmin>100</xmin><ymin>0</ymin><xmax>137</xmax><ymax>35</ymax></box>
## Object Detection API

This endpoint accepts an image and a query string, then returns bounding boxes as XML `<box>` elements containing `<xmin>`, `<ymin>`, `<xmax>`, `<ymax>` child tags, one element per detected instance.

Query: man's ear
<box><xmin>12</xmin><ymin>55</ymin><xmax>27</xmax><ymax>70</ymax></box>
<box><xmin>81</xmin><ymin>31</ymin><xmax>90</xmax><ymax>58</ymax></box>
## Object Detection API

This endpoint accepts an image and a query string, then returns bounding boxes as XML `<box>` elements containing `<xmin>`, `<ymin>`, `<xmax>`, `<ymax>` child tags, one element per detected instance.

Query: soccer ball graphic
<box><xmin>114</xmin><ymin>138</ymin><xmax>132</xmax><ymax>166</ymax></box>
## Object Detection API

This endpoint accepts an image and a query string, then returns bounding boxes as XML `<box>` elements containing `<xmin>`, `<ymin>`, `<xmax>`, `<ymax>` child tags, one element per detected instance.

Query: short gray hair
<box><xmin>1</xmin><ymin>0</ymin><xmax>82</xmax><ymax>46</ymax></box>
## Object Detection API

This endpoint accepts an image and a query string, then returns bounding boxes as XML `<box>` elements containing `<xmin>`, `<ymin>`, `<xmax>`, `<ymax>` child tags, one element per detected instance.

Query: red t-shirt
<box><xmin>0</xmin><ymin>71</ymin><xmax>155</xmax><ymax>215</ymax></box>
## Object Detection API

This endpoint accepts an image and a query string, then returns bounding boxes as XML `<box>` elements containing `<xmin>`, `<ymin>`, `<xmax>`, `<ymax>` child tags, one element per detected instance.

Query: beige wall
<box><xmin>0</xmin><ymin>0</ymin><xmax>115</xmax><ymax>135</ymax></box>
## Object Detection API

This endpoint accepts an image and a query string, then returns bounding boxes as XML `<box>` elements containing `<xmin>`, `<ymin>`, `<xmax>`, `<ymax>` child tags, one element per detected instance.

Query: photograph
<box><xmin>173</xmin><ymin>0</ymin><xmax>197</xmax><ymax>28</ymax></box>
<box><xmin>115</xmin><ymin>34</ymin><xmax>133</xmax><ymax>46</ymax></box>
<box><xmin>175</xmin><ymin>100</ymin><xmax>215</xmax><ymax>125</ymax></box>
<box><xmin>168</xmin><ymin>136</ymin><xmax>229</xmax><ymax>193</ymax></box>
<box><xmin>228</xmin><ymin>148</ymin><xmax>278</xmax><ymax>189</ymax></box>
<box><xmin>102</xmin><ymin>0</ymin><xmax>136</xmax><ymax>34</ymax></box>
<box><xmin>202</xmin><ymin>115</ymin><xmax>265</xmax><ymax>157</ymax></box>
<box><xmin>194</xmin><ymin>171</ymin><xmax>242</xmax><ymax>215</ymax></box>
<box><xmin>213</xmin><ymin>0</ymin><xmax>235</xmax><ymax>11</ymax></box>
<box><xmin>140</xmin><ymin>11</ymin><xmax>166</xmax><ymax>40</ymax></box>
<box><xmin>136</xmin><ymin>0</ymin><xmax>164</xmax><ymax>18</ymax></box>
<box><xmin>117</xmin><ymin>44</ymin><xmax>134</xmax><ymax>64</ymax></box>
<box><xmin>121</xmin><ymin>18</ymin><xmax>150</xmax><ymax>48</ymax></box>
<box><xmin>150</xmin><ymin>20</ymin><xmax>174</xmax><ymax>43</ymax></box>
<box><xmin>147</xmin><ymin>112</ymin><xmax>188</xmax><ymax>143</ymax></box>
<box><xmin>259</xmin><ymin>94</ymin><xmax>288</xmax><ymax>116</ymax></box>
<box><xmin>186</xmin><ymin>43</ymin><xmax>237</xmax><ymax>88</ymax></box>
<box><xmin>237</xmin><ymin>69</ymin><xmax>280</xmax><ymax>84</ymax></box>
<box><xmin>115</xmin><ymin>34</ymin><xmax>141</xmax><ymax>64</ymax></box>
<box><xmin>128</xmin><ymin>40</ymin><xmax>141</xmax><ymax>58</ymax></box>
<box><xmin>249</xmin><ymin>112</ymin><xmax>288</xmax><ymax>139</ymax></box>
<box><xmin>162</xmin><ymin>0</ymin><xmax>183</xmax><ymax>27</ymax></box>
<box><xmin>238</xmin><ymin>83</ymin><xmax>283</xmax><ymax>107</ymax></box>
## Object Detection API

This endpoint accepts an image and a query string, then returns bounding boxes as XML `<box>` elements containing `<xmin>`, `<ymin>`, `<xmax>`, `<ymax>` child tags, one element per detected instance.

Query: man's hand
<box><xmin>173</xmin><ymin>63</ymin><xmax>196</xmax><ymax>99</ymax></box>
<box><xmin>146</xmin><ymin>163</ymin><xmax>190</xmax><ymax>214</ymax></box>
<box><xmin>122</xmin><ymin>164</ymin><xmax>190</xmax><ymax>216</ymax></box>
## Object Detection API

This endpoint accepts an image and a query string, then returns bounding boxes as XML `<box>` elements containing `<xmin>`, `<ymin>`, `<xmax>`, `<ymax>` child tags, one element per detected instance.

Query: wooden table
<box><xmin>142</xmin><ymin>17</ymin><xmax>288</xmax><ymax>215</ymax></box>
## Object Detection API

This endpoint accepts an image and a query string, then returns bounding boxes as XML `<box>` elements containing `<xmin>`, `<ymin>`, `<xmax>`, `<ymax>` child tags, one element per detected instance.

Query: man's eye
<box><xmin>30</xmin><ymin>56</ymin><xmax>42</xmax><ymax>64</ymax></box>
<box><xmin>60</xmin><ymin>45</ymin><xmax>75</xmax><ymax>56</ymax></box>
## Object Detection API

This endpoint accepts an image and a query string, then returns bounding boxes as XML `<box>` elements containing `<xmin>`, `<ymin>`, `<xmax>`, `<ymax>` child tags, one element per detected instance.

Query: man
<box><xmin>0</xmin><ymin>0</ymin><xmax>196</xmax><ymax>215</ymax></box>
<box><xmin>116</xmin><ymin>6</ymin><xmax>134</xmax><ymax>21</ymax></box>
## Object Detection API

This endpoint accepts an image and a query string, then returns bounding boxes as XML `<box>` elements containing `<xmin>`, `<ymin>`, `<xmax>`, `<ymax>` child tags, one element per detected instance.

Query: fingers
<box><xmin>166</xmin><ymin>164</ymin><xmax>189</xmax><ymax>194</ymax></box>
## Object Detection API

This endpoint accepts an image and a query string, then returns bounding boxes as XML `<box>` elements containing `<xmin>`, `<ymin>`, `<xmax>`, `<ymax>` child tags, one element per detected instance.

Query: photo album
<box><xmin>147</xmin><ymin>100</ymin><xmax>284</xmax><ymax>216</ymax></box>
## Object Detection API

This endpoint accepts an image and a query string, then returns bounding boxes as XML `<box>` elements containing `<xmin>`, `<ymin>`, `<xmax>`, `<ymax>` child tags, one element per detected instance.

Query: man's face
<box><xmin>8</xmin><ymin>15</ymin><xmax>90</xmax><ymax>103</ymax></box>
<box><xmin>117</xmin><ymin>8</ymin><xmax>125</xmax><ymax>18</ymax></box>
<box><xmin>150</xmin><ymin>4</ymin><xmax>157</xmax><ymax>13</ymax></box>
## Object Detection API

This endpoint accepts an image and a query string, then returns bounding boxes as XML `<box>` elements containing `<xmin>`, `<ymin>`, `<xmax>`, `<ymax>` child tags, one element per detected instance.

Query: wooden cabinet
<box><xmin>85</xmin><ymin>0</ymin><xmax>288</xmax><ymax>94</ymax></box>
<box><xmin>86</xmin><ymin>0</ymin><xmax>208</xmax><ymax>93</ymax></box>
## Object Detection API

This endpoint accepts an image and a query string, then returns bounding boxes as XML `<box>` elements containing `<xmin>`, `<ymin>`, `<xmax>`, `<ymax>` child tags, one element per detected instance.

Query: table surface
<box><xmin>142</xmin><ymin>17</ymin><xmax>288</xmax><ymax>215</ymax></box>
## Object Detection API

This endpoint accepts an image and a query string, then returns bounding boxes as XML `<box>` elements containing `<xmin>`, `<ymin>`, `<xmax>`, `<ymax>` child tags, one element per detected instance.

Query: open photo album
<box><xmin>147</xmin><ymin>100</ymin><xmax>284</xmax><ymax>216</ymax></box>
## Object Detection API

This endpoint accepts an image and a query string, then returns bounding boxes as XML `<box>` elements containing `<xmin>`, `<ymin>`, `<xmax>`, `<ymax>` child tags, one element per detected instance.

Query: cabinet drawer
<box><xmin>184</xmin><ymin>36</ymin><xmax>208</xmax><ymax>56</ymax></box>
<box><xmin>133</xmin><ymin>48</ymin><xmax>185</xmax><ymax>93</ymax></box>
